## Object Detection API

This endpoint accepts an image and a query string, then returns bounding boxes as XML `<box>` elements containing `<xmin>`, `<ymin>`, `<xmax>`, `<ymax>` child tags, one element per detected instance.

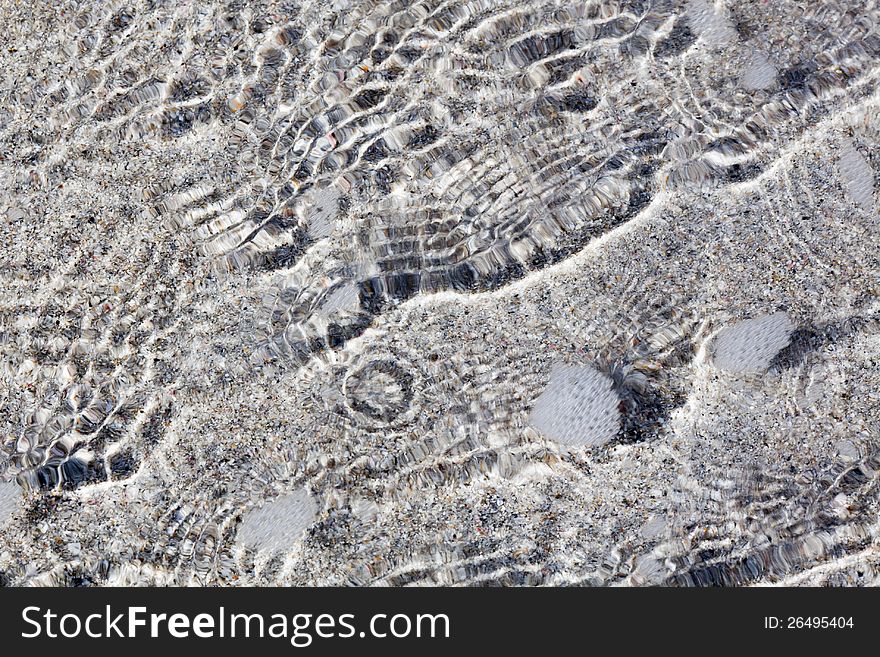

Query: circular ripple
<box><xmin>343</xmin><ymin>357</ymin><xmax>420</xmax><ymax>429</ymax></box>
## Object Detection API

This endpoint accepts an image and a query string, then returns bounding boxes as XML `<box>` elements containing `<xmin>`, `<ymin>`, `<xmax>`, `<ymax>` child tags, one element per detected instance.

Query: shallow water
<box><xmin>0</xmin><ymin>0</ymin><xmax>879</xmax><ymax>586</ymax></box>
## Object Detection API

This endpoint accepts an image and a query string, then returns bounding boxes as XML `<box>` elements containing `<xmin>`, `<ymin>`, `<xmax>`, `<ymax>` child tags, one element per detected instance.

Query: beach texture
<box><xmin>1</xmin><ymin>0</ymin><xmax>879</xmax><ymax>586</ymax></box>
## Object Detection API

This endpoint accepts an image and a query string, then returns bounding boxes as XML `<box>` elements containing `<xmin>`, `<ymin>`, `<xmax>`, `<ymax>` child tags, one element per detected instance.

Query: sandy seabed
<box><xmin>0</xmin><ymin>0</ymin><xmax>879</xmax><ymax>586</ymax></box>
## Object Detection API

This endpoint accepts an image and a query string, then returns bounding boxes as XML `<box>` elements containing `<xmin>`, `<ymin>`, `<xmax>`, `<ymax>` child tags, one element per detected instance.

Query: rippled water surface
<box><xmin>0</xmin><ymin>0</ymin><xmax>879</xmax><ymax>586</ymax></box>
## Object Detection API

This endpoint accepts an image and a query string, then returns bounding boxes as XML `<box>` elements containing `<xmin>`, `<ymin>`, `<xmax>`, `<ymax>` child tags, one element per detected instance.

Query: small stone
<box><xmin>712</xmin><ymin>312</ymin><xmax>794</xmax><ymax>373</ymax></box>
<box><xmin>0</xmin><ymin>481</ymin><xmax>22</xmax><ymax>527</ymax></box>
<box><xmin>236</xmin><ymin>488</ymin><xmax>318</xmax><ymax>554</ymax></box>
<box><xmin>529</xmin><ymin>362</ymin><xmax>621</xmax><ymax>447</ymax></box>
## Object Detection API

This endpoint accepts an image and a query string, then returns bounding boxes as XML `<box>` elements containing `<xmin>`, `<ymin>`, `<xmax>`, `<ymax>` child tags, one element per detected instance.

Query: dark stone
<box><xmin>654</xmin><ymin>19</ymin><xmax>696</xmax><ymax>59</ymax></box>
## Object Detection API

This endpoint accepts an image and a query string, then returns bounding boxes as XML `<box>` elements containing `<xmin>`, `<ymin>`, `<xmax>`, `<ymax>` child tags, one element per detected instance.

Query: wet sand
<box><xmin>0</xmin><ymin>0</ymin><xmax>879</xmax><ymax>586</ymax></box>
